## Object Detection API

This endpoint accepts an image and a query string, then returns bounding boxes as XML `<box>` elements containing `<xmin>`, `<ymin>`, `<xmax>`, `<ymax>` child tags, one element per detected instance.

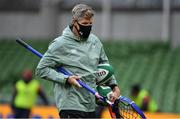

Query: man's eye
<box><xmin>82</xmin><ymin>23</ymin><xmax>88</xmax><ymax>25</ymax></box>
<box><xmin>82</xmin><ymin>22</ymin><xmax>92</xmax><ymax>25</ymax></box>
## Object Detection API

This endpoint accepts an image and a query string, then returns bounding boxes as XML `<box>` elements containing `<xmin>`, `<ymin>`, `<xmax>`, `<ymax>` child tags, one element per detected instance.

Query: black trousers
<box><xmin>13</xmin><ymin>107</ymin><xmax>31</xmax><ymax>118</ymax></box>
<box><xmin>59</xmin><ymin>110</ymin><xmax>97</xmax><ymax>118</ymax></box>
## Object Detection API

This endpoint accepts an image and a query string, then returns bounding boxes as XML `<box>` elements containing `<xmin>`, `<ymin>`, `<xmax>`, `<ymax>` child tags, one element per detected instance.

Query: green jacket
<box><xmin>36</xmin><ymin>26</ymin><xmax>117</xmax><ymax>112</ymax></box>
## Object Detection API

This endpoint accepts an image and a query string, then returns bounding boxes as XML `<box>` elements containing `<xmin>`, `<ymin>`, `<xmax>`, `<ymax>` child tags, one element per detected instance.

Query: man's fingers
<box><xmin>110</xmin><ymin>96</ymin><xmax>116</xmax><ymax>102</ymax></box>
<box><xmin>74</xmin><ymin>80</ymin><xmax>82</xmax><ymax>88</ymax></box>
<box><xmin>71</xmin><ymin>76</ymin><xmax>82</xmax><ymax>87</ymax></box>
<box><xmin>107</xmin><ymin>92</ymin><xmax>118</xmax><ymax>102</ymax></box>
<box><xmin>69</xmin><ymin>76</ymin><xmax>82</xmax><ymax>88</ymax></box>
<box><xmin>74</xmin><ymin>76</ymin><xmax>81</xmax><ymax>80</ymax></box>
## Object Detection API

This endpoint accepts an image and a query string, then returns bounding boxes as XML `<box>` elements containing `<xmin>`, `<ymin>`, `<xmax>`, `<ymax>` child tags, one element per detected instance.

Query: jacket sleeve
<box><xmin>35</xmin><ymin>39</ymin><xmax>68</xmax><ymax>85</ymax></box>
<box><xmin>99</xmin><ymin>45</ymin><xmax>109</xmax><ymax>64</ymax></box>
<box><xmin>99</xmin><ymin>43</ymin><xmax>118</xmax><ymax>86</ymax></box>
<box><xmin>105</xmin><ymin>75</ymin><xmax>118</xmax><ymax>86</ymax></box>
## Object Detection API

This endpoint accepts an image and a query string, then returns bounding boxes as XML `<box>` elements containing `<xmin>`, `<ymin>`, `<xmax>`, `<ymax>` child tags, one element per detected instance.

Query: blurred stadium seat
<box><xmin>0</xmin><ymin>0</ymin><xmax>40</xmax><ymax>12</ymax></box>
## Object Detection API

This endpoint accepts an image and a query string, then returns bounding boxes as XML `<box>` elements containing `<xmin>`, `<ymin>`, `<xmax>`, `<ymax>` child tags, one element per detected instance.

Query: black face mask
<box><xmin>75</xmin><ymin>22</ymin><xmax>92</xmax><ymax>39</ymax></box>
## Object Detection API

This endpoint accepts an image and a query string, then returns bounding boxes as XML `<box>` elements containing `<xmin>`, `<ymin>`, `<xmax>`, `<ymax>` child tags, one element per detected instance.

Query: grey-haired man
<box><xmin>36</xmin><ymin>4</ymin><xmax>120</xmax><ymax>118</ymax></box>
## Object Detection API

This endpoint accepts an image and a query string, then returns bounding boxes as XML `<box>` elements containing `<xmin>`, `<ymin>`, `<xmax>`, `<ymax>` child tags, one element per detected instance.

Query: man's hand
<box><xmin>67</xmin><ymin>75</ymin><xmax>82</xmax><ymax>88</ymax></box>
<box><xmin>108</xmin><ymin>86</ymin><xmax>120</xmax><ymax>102</ymax></box>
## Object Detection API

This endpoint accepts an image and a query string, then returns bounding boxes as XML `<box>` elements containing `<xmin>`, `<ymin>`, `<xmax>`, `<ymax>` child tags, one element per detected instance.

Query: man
<box><xmin>36</xmin><ymin>4</ymin><xmax>120</xmax><ymax>118</ymax></box>
<box><xmin>11</xmin><ymin>69</ymin><xmax>49</xmax><ymax>118</ymax></box>
<box><xmin>130</xmin><ymin>84</ymin><xmax>158</xmax><ymax>112</ymax></box>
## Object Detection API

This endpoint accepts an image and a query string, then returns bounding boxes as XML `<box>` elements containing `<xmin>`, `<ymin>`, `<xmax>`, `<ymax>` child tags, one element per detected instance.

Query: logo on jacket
<box><xmin>71</xmin><ymin>49</ymin><xmax>77</xmax><ymax>54</ymax></box>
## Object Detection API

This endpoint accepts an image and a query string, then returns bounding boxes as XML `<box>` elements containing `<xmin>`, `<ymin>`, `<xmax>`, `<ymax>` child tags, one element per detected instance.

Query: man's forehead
<box><xmin>79</xmin><ymin>17</ymin><xmax>93</xmax><ymax>23</ymax></box>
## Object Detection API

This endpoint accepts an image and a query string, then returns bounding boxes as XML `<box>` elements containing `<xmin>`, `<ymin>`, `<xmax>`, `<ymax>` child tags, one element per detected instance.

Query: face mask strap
<box><xmin>73</xmin><ymin>23</ymin><xmax>81</xmax><ymax>36</ymax></box>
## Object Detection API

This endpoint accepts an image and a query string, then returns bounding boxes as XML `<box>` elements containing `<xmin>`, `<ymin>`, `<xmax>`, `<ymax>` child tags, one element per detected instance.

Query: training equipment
<box><xmin>115</xmin><ymin>96</ymin><xmax>146</xmax><ymax>119</ymax></box>
<box><xmin>97</xmin><ymin>85</ymin><xmax>112</xmax><ymax>98</ymax></box>
<box><xmin>96</xmin><ymin>85</ymin><xmax>113</xmax><ymax>105</ymax></box>
<box><xmin>96</xmin><ymin>64</ymin><xmax>114</xmax><ymax>85</ymax></box>
<box><xmin>97</xmin><ymin>86</ymin><xmax>146</xmax><ymax>119</ymax></box>
<box><xmin>16</xmin><ymin>39</ymin><xmax>146</xmax><ymax>119</ymax></box>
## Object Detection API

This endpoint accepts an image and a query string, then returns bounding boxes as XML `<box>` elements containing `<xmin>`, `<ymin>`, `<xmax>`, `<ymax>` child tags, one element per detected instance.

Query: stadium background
<box><xmin>0</xmin><ymin>0</ymin><xmax>180</xmax><ymax>118</ymax></box>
